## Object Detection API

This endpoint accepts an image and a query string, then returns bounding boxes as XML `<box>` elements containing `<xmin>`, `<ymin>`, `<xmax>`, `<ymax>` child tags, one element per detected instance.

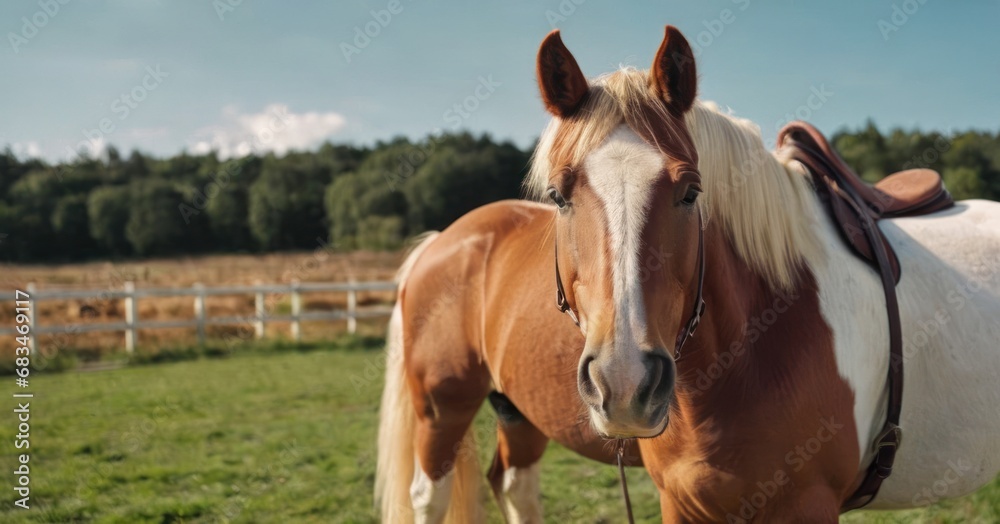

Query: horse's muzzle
<box><xmin>578</xmin><ymin>351</ymin><xmax>675</xmax><ymax>438</ymax></box>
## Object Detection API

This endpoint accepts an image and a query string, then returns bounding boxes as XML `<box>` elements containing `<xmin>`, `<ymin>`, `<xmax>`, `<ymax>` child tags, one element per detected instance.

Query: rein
<box><xmin>617</xmin><ymin>441</ymin><xmax>635</xmax><ymax>524</ymax></box>
<box><xmin>554</xmin><ymin>210</ymin><xmax>707</xmax><ymax>523</ymax></box>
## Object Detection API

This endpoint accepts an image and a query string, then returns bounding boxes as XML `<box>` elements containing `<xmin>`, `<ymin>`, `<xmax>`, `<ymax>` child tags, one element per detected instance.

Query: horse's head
<box><xmin>531</xmin><ymin>27</ymin><xmax>703</xmax><ymax>438</ymax></box>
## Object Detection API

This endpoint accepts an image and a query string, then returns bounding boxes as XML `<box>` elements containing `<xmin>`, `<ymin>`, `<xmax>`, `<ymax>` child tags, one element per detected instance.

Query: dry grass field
<box><xmin>0</xmin><ymin>250</ymin><xmax>404</xmax><ymax>361</ymax></box>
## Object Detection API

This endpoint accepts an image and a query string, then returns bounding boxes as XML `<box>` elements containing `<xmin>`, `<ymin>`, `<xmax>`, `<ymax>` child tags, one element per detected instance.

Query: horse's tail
<box><xmin>374</xmin><ymin>296</ymin><xmax>418</xmax><ymax>523</ymax></box>
<box><xmin>379</xmin><ymin>231</ymin><xmax>481</xmax><ymax>523</ymax></box>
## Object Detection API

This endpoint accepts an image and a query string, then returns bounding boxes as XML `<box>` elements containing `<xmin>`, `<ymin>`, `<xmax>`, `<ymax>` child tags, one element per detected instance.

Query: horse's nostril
<box><xmin>578</xmin><ymin>356</ymin><xmax>598</xmax><ymax>400</ymax></box>
<box><xmin>637</xmin><ymin>353</ymin><xmax>675</xmax><ymax>408</ymax></box>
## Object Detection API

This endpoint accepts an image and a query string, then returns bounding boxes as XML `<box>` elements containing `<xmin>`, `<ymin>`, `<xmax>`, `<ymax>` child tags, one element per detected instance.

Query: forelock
<box><xmin>526</xmin><ymin>67</ymin><xmax>696</xmax><ymax>199</ymax></box>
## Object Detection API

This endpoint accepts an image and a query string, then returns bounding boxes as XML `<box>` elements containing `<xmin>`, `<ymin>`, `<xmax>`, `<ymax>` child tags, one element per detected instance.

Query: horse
<box><xmin>375</xmin><ymin>201</ymin><xmax>645</xmax><ymax>523</ymax></box>
<box><xmin>376</xmin><ymin>24</ymin><xmax>1000</xmax><ymax>523</ymax></box>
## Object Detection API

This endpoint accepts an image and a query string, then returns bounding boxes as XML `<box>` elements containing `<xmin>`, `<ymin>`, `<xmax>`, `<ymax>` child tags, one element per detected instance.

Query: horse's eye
<box><xmin>681</xmin><ymin>187</ymin><xmax>701</xmax><ymax>206</ymax></box>
<box><xmin>547</xmin><ymin>187</ymin><xmax>568</xmax><ymax>209</ymax></box>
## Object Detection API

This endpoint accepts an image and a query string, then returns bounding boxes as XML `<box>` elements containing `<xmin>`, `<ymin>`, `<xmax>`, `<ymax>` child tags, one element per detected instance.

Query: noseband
<box><xmin>554</xmin><ymin>210</ymin><xmax>707</xmax><ymax>360</ymax></box>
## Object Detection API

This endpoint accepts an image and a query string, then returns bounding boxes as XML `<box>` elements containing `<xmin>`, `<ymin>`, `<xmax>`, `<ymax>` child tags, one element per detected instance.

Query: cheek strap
<box><xmin>554</xmin><ymin>209</ymin><xmax>707</xmax><ymax>362</ymax></box>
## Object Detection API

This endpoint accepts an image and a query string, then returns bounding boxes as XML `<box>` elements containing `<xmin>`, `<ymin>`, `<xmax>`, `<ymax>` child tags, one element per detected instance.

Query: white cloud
<box><xmin>189</xmin><ymin>104</ymin><xmax>346</xmax><ymax>159</ymax></box>
<box><xmin>75</xmin><ymin>137</ymin><xmax>106</xmax><ymax>159</ymax></box>
<box><xmin>11</xmin><ymin>141</ymin><xmax>43</xmax><ymax>159</ymax></box>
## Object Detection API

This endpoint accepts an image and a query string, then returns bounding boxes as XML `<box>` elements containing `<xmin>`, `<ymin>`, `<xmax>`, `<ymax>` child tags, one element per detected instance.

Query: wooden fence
<box><xmin>2</xmin><ymin>281</ymin><xmax>397</xmax><ymax>355</ymax></box>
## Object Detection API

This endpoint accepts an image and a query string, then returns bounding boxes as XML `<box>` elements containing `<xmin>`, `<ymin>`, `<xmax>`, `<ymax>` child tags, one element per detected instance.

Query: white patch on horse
<box><xmin>499</xmin><ymin>463</ymin><xmax>543</xmax><ymax>523</ymax></box>
<box><xmin>804</xmin><ymin>190</ymin><xmax>889</xmax><ymax>467</ymax></box>
<box><xmin>868</xmin><ymin>200</ymin><xmax>1000</xmax><ymax>507</ymax></box>
<box><xmin>585</xmin><ymin>124</ymin><xmax>664</xmax><ymax>383</ymax></box>
<box><xmin>807</xmin><ymin>198</ymin><xmax>1000</xmax><ymax>508</ymax></box>
<box><xmin>410</xmin><ymin>457</ymin><xmax>453</xmax><ymax>524</ymax></box>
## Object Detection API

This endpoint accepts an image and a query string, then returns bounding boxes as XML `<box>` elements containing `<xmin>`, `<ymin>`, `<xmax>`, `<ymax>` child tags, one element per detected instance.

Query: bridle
<box><xmin>553</xmin><ymin>208</ymin><xmax>706</xmax><ymax>524</ymax></box>
<box><xmin>554</xmin><ymin>208</ymin><xmax>707</xmax><ymax>360</ymax></box>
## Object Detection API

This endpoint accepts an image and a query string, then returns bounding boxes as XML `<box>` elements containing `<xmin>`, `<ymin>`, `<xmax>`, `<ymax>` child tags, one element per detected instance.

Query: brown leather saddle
<box><xmin>778</xmin><ymin>122</ymin><xmax>953</xmax><ymax>283</ymax></box>
<box><xmin>777</xmin><ymin>121</ymin><xmax>954</xmax><ymax>511</ymax></box>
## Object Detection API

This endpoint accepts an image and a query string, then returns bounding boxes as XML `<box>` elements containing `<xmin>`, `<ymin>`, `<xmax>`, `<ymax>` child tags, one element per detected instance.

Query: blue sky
<box><xmin>2</xmin><ymin>0</ymin><xmax>998</xmax><ymax>162</ymax></box>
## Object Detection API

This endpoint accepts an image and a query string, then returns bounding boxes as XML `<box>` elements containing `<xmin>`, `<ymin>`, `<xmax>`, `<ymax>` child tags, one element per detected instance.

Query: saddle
<box><xmin>777</xmin><ymin>121</ymin><xmax>954</xmax><ymax>512</ymax></box>
<box><xmin>778</xmin><ymin>122</ymin><xmax>953</xmax><ymax>283</ymax></box>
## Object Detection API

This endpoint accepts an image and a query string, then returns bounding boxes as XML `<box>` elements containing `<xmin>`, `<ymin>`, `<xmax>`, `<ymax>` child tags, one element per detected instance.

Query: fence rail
<box><xmin>3</xmin><ymin>281</ymin><xmax>397</xmax><ymax>355</ymax></box>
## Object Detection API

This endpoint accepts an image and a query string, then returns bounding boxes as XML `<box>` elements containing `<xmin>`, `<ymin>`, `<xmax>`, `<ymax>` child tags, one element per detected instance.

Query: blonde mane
<box><xmin>527</xmin><ymin>67</ymin><xmax>822</xmax><ymax>291</ymax></box>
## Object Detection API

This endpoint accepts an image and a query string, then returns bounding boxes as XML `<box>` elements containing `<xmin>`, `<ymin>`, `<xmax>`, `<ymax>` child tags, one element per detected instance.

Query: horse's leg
<box><xmin>486</xmin><ymin>412</ymin><xmax>548</xmax><ymax>523</ymax></box>
<box><xmin>409</xmin><ymin>353</ymin><xmax>491</xmax><ymax>524</ymax></box>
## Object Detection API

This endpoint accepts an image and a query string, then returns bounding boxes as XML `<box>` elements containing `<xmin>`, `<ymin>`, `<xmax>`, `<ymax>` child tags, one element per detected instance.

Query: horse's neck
<box><xmin>671</xmin><ymin>222</ymin><xmax>834</xmax><ymax>434</ymax></box>
<box><xmin>648</xmin><ymin>223</ymin><xmax>859</xmax><ymax>519</ymax></box>
<box><xmin>674</xmin><ymin>225</ymin><xmax>773</xmax><ymax>409</ymax></box>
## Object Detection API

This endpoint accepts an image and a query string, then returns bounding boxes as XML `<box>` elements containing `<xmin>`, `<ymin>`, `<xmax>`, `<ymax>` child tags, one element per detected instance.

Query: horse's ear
<box><xmin>536</xmin><ymin>30</ymin><xmax>589</xmax><ymax>118</ymax></box>
<box><xmin>650</xmin><ymin>25</ymin><xmax>697</xmax><ymax>114</ymax></box>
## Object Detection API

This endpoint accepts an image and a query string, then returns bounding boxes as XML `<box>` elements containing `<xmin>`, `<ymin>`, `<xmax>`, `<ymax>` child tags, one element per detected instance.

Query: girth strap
<box><xmin>780</xmin><ymin>132</ymin><xmax>905</xmax><ymax>512</ymax></box>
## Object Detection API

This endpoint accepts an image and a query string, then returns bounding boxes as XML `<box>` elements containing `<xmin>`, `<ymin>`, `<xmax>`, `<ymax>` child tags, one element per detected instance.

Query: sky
<box><xmin>1</xmin><ymin>0</ymin><xmax>998</xmax><ymax>163</ymax></box>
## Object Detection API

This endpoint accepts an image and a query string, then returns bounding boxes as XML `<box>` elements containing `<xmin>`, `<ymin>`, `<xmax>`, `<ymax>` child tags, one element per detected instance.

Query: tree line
<box><xmin>1</xmin><ymin>123</ymin><xmax>998</xmax><ymax>262</ymax></box>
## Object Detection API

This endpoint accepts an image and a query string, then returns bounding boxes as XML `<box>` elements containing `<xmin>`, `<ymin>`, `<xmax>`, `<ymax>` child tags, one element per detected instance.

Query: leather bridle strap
<box><xmin>554</xmin><ymin>241</ymin><xmax>579</xmax><ymax>326</ymax></box>
<box><xmin>554</xmin><ymin>210</ymin><xmax>707</xmax><ymax>358</ymax></box>
<box><xmin>553</xmin><ymin>211</ymin><xmax>706</xmax><ymax>524</ymax></box>
<box><xmin>674</xmin><ymin>213</ymin><xmax>707</xmax><ymax>361</ymax></box>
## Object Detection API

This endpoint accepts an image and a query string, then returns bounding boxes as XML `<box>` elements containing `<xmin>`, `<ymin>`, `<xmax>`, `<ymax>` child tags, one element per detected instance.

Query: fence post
<box><xmin>26</xmin><ymin>283</ymin><xmax>37</xmax><ymax>357</ymax></box>
<box><xmin>124</xmin><ymin>281</ymin><xmax>137</xmax><ymax>353</ymax></box>
<box><xmin>347</xmin><ymin>282</ymin><xmax>357</xmax><ymax>335</ymax></box>
<box><xmin>290</xmin><ymin>280</ymin><xmax>301</xmax><ymax>343</ymax></box>
<box><xmin>194</xmin><ymin>283</ymin><xmax>206</xmax><ymax>346</ymax></box>
<box><xmin>254</xmin><ymin>281</ymin><xmax>265</xmax><ymax>339</ymax></box>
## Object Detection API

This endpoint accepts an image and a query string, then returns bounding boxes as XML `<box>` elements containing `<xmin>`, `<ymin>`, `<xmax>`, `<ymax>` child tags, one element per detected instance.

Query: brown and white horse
<box><xmin>377</xmin><ymin>25</ymin><xmax>1000</xmax><ymax>523</ymax></box>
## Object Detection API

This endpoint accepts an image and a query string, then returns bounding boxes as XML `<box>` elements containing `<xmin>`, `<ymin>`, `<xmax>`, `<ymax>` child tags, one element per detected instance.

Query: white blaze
<box><xmin>584</xmin><ymin>125</ymin><xmax>664</xmax><ymax>387</ymax></box>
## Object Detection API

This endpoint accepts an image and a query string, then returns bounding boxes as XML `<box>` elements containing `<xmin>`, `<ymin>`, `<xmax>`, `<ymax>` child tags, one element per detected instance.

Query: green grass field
<box><xmin>1</xmin><ymin>347</ymin><xmax>997</xmax><ymax>523</ymax></box>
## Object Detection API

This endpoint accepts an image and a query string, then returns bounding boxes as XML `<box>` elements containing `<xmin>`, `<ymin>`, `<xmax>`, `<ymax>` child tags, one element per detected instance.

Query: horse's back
<box><xmin>890</xmin><ymin>199</ymin><xmax>1000</xmax><ymax>340</ymax></box>
<box><xmin>873</xmin><ymin>199</ymin><xmax>1000</xmax><ymax>507</ymax></box>
<box><xmin>401</xmin><ymin>200</ymin><xmax>553</xmax><ymax>379</ymax></box>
